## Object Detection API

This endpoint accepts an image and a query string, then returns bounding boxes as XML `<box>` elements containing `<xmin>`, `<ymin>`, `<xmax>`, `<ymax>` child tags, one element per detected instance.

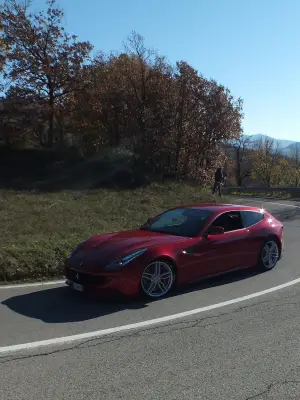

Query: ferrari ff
<box><xmin>65</xmin><ymin>204</ymin><xmax>284</xmax><ymax>299</ymax></box>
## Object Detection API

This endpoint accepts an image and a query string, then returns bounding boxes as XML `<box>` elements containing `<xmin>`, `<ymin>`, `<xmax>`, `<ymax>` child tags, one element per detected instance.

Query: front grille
<box><xmin>65</xmin><ymin>268</ymin><xmax>106</xmax><ymax>286</ymax></box>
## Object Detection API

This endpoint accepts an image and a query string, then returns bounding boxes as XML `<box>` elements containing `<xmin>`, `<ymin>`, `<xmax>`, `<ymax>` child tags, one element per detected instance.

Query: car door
<box><xmin>179</xmin><ymin>211</ymin><xmax>250</xmax><ymax>283</ymax></box>
<box><xmin>240</xmin><ymin>210</ymin><xmax>265</xmax><ymax>265</ymax></box>
<box><xmin>204</xmin><ymin>210</ymin><xmax>251</xmax><ymax>272</ymax></box>
<box><xmin>179</xmin><ymin>231</ymin><xmax>231</xmax><ymax>283</ymax></box>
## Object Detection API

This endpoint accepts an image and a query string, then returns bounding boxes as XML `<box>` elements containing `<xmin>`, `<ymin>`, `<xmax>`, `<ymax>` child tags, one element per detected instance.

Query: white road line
<box><xmin>0</xmin><ymin>280</ymin><xmax>65</xmax><ymax>289</ymax></box>
<box><xmin>1</xmin><ymin>277</ymin><xmax>300</xmax><ymax>354</ymax></box>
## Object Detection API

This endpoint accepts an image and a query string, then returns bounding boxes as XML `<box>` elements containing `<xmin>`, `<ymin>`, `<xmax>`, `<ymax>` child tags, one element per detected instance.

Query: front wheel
<box><xmin>258</xmin><ymin>239</ymin><xmax>280</xmax><ymax>271</ymax></box>
<box><xmin>140</xmin><ymin>260</ymin><xmax>175</xmax><ymax>299</ymax></box>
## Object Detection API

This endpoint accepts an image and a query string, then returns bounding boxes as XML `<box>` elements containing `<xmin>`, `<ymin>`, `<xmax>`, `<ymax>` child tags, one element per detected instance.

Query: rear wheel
<box><xmin>140</xmin><ymin>260</ymin><xmax>175</xmax><ymax>299</ymax></box>
<box><xmin>258</xmin><ymin>239</ymin><xmax>280</xmax><ymax>271</ymax></box>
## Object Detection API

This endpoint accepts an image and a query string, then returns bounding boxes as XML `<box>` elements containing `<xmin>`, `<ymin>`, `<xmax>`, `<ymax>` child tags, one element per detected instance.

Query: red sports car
<box><xmin>65</xmin><ymin>203</ymin><xmax>284</xmax><ymax>299</ymax></box>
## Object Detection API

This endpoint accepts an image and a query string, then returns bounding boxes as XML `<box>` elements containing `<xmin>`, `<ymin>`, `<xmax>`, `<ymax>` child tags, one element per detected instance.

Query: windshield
<box><xmin>141</xmin><ymin>208</ymin><xmax>212</xmax><ymax>237</ymax></box>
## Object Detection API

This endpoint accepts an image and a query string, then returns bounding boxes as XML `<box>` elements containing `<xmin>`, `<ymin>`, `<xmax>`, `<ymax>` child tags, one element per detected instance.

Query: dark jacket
<box><xmin>215</xmin><ymin>168</ymin><xmax>225</xmax><ymax>183</ymax></box>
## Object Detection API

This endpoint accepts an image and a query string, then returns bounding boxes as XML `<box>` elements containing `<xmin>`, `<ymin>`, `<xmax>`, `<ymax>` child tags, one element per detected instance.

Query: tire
<box><xmin>257</xmin><ymin>239</ymin><xmax>280</xmax><ymax>271</ymax></box>
<box><xmin>140</xmin><ymin>260</ymin><xmax>175</xmax><ymax>299</ymax></box>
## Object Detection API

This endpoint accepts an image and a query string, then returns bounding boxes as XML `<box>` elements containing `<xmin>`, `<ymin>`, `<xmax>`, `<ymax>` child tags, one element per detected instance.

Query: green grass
<box><xmin>0</xmin><ymin>182</ymin><xmax>229</xmax><ymax>284</ymax></box>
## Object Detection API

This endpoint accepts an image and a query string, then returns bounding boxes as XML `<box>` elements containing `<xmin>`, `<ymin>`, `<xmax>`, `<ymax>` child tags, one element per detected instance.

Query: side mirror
<box><xmin>205</xmin><ymin>226</ymin><xmax>225</xmax><ymax>236</ymax></box>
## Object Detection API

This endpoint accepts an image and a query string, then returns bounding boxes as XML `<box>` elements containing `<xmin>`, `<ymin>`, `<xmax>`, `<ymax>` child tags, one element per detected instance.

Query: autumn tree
<box><xmin>172</xmin><ymin>61</ymin><xmax>204</xmax><ymax>177</ymax></box>
<box><xmin>0</xmin><ymin>20</ymin><xmax>8</xmax><ymax>73</ymax></box>
<box><xmin>73</xmin><ymin>33</ymin><xmax>176</xmax><ymax>166</ymax></box>
<box><xmin>0</xmin><ymin>0</ymin><xmax>93</xmax><ymax>147</ymax></box>
<box><xmin>289</xmin><ymin>143</ymin><xmax>300</xmax><ymax>186</ymax></box>
<box><xmin>64</xmin><ymin>33</ymin><xmax>244</xmax><ymax>183</ymax></box>
<box><xmin>170</xmin><ymin>63</ymin><xmax>243</xmax><ymax>182</ymax></box>
<box><xmin>118</xmin><ymin>32</ymin><xmax>175</xmax><ymax>169</ymax></box>
<box><xmin>251</xmin><ymin>138</ymin><xmax>282</xmax><ymax>186</ymax></box>
<box><xmin>1</xmin><ymin>1</ymin><xmax>245</xmax><ymax>185</ymax></box>
<box><xmin>0</xmin><ymin>36</ymin><xmax>6</xmax><ymax>72</ymax></box>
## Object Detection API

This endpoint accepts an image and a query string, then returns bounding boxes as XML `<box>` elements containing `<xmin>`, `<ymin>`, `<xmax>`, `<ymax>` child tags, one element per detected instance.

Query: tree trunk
<box><xmin>47</xmin><ymin>78</ymin><xmax>54</xmax><ymax>148</ymax></box>
<box><xmin>47</xmin><ymin>98</ymin><xmax>54</xmax><ymax>147</ymax></box>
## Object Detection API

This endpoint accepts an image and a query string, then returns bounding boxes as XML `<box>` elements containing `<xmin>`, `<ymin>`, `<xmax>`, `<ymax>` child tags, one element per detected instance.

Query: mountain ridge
<box><xmin>243</xmin><ymin>133</ymin><xmax>300</xmax><ymax>155</ymax></box>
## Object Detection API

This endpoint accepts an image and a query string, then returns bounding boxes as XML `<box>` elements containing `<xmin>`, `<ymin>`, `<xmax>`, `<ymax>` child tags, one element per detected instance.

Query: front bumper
<box><xmin>64</xmin><ymin>266</ymin><xmax>140</xmax><ymax>298</ymax></box>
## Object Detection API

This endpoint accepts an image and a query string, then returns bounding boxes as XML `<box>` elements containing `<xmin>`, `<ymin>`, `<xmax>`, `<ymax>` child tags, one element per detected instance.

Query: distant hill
<box><xmin>243</xmin><ymin>133</ymin><xmax>300</xmax><ymax>156</ymax></box>
<box><xmin>282</xmin><ymin>141</ymin><xmax>300</xmax><ymax>155</ymax></box>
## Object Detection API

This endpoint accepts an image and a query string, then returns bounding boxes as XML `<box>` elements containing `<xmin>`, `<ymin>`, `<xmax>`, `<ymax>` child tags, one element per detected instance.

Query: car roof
<box><xmin>174</xmin><ymin>203</ymin><xmax>264</xmax><ymax>213</ymax></box>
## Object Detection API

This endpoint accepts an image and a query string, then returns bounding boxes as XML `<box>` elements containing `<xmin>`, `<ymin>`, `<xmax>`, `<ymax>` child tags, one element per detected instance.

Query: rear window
<box><xmin>241</xmin><ymin>211</ymin><xmax>264</xmax><ymax>227</ymax></box>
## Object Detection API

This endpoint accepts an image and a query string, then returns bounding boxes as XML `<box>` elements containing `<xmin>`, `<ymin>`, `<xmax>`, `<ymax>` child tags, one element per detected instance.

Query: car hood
<box><xmin>67</xmin><ymin>230</ymin><xmax>191</xmax><ymax>271</ymax></box>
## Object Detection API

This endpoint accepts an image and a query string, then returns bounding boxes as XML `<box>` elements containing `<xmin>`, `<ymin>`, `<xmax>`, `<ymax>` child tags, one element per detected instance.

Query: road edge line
<box><xmin>1</xmin><ymin>277</ymin><xmax>300</xmax><ymax>354</ymax></box>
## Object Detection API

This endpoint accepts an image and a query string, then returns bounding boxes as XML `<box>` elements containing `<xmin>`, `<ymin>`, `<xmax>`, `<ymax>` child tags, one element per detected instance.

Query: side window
<box><xmin>211</xmin><ymin>211</ymin><xmax>243</xmax><ymax>232</ymax></box>
<box><xmin>241</xmin><ymin>211</ymin><xmax>264</xmax><ymax>228</ymax></box>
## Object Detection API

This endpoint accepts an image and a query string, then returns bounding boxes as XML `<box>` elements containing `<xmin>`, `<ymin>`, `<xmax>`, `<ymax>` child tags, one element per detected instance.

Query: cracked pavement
<box><xmin>2</xmin><ymin>288</ymin><xmax>300</xmax><ymax>399</ymax></box>
<box><xmin>1</xmin><ymin>199</ymin><xmax>300</xmax><ymax>399</ymax></box>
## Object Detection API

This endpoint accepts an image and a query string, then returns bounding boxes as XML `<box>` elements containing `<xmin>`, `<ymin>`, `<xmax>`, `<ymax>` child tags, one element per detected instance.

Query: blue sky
<box><xmin>42</xmin><ymin>0</ymin><xmax>300</xmax><ymax>141</ymax></box>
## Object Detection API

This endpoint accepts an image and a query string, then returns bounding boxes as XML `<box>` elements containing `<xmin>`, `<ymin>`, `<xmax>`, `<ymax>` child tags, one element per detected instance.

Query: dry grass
<box><xmin>0</xmin><ymin>182</ymin><xmax>229</xmax><ymax>283</ymax></box>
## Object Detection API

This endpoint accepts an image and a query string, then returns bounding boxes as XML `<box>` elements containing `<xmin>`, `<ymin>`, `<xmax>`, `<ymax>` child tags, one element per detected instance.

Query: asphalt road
<box><xmin>1</xmin><ymin>198</ymin><xmax>300</xmax><ymax>400</ymax></box>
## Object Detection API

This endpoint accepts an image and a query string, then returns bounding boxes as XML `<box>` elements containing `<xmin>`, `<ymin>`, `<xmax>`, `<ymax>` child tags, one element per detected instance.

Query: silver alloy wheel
<box><xmin>141</xmin><ymin>260</ymin><xmax>174</xmax><ymax>298</ymax></box>
<box><xmin>261</xmin><ymin>240</ymin><xmax>279</xmax><ymax>269</ymax></box>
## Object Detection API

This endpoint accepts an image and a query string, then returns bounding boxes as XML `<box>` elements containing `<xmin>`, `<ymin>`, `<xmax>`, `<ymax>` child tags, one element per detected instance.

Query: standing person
<box><xmin>212</xmin><ymin>167</ymin><xmax>226</xmax><ymax>196</ymax></box>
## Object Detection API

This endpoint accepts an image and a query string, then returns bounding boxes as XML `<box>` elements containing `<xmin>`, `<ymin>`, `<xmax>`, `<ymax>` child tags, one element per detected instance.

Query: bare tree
<box><xmin>229</xmin><ymin>135</ymin><xmax>252</xmax><ymax>186</ymax></box>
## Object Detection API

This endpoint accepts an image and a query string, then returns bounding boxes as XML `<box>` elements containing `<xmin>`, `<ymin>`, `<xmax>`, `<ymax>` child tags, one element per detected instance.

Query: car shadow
<box><xmin>1</xmin><ymin>286</ymin><xmax>147</xmax><ymax>324</ymax></box>
<box><xmin>1</xmin><ymin>267</ymin><xmax>263</xmax><ymax>324</ymax></box>
<box><xmin>171</xmin><ymin>267</ymin><xmax>263</xmax><ymax>297</ymax></box>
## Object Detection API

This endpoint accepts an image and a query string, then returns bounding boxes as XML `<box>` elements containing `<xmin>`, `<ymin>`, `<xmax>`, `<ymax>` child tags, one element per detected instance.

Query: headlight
<box><xmin>103</xmin><ymin>248</ymin><xmax>147</xmax><ymax>271</ymax></box>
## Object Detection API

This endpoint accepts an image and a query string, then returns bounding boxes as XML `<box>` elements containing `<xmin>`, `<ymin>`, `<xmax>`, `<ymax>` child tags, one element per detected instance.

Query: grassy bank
<box><xmin>0</xmin><ymin>182</ymin><xmax>228</xmax><ymax>284</ymax></box>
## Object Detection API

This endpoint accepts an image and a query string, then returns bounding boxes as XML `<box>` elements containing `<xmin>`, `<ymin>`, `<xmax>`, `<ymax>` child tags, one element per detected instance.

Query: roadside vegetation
<box><xmin>0</xmin><ymin>183</ymin><xmax>228</xmax><ymax>283</ymax></box>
